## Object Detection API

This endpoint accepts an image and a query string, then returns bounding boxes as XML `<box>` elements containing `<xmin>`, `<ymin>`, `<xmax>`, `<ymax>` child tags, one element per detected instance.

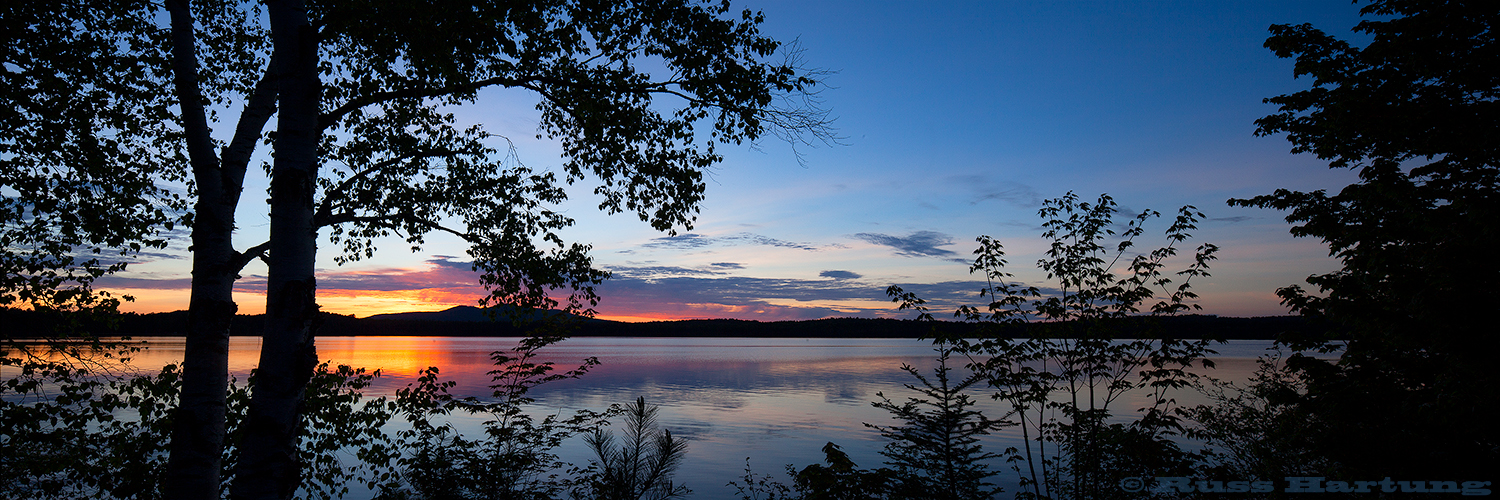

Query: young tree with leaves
<box><xmin>1226</xmin><ymin>0</ymin><xmax>1499</xmax><ymax>479</ymax></box>
<box><xmin>579</xmin><ymin>397</ymin><xmax>691</xmax><ymax>500</ymax></box>
<box><xmin>372</xmin><ymin>335</ymin><xmax>616</xmax><ymax>500</ymax></box>
<box><xmin>889</xmin><ymin>192</ymin><xmax>1217</xmax><ymax>500</ymax></box>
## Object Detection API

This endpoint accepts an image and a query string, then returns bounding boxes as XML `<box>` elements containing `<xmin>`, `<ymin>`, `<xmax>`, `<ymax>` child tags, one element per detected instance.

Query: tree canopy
<box><xmin>154</xmin><ymin>1</ymin><xmax>835</xmax><ymax>499</ymax></box>
<box><xmin>1</xmin><ymin>1</ymin><xmax>185</xmax><ymax>322</ymax></box>
<box><xmin>5</xmin><ymin>1</ymin><xmax>833</xmax><ymax>498</ymax></box>
<box><xmin>303</xmin><ymin>0</ymin><xmax>832</xmax><ymax>312</ymax></box>
<box><xmin>1230</xmin><ymin>0</ymin><xmax>1498</xmax><ymax>479</ymax></box>
<box><xmin>1236</xmin><ymin>0</ymin><xmax>1498</xmax><ymax>344</ymax></box>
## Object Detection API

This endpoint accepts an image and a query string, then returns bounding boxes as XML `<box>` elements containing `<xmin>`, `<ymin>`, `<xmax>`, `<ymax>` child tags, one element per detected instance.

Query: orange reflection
<box><xmin>315</xmin><ymin>337</ymin><xmax>501</xmax><ymax>380</ymax></box>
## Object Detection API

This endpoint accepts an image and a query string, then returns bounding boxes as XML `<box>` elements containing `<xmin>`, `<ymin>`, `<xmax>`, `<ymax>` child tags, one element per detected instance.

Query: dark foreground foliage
<box><xmin>1224</xmin><ymin>0</ymin><xmax>1500</xmax><ymax>482</ymax></box>
<box><xmin>0</xmin><ymin>334</ymin><xmax>692</xmax><ymax>500</ymax></box>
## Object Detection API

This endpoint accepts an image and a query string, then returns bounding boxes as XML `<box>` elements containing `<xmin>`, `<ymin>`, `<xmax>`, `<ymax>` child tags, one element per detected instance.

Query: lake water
<box><xmin>110</xmin><ymin>337</ymin><xmax>1305</xmax><ymax>499</ymax></box>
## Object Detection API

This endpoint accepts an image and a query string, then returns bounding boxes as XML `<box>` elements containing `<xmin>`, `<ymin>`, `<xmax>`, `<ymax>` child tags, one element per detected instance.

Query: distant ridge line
<box><xmin>3</xmin><ymin>305</ymin><xmax>1319</xmax><ymax>340</ymax></box>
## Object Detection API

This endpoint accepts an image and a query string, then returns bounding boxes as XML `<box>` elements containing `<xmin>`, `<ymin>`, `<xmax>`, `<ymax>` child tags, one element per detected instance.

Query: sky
<box><xmin>100</xmin><ymin>0</ymin><xmax>1374</xmax><ymax>322</ymax></box>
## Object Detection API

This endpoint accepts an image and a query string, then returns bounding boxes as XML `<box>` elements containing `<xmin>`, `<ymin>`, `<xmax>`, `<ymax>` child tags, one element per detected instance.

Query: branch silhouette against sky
<box><xmin>95</xmin><ymin>1</ymin><xmax>1369</xmax><ymax>321</ymax></box>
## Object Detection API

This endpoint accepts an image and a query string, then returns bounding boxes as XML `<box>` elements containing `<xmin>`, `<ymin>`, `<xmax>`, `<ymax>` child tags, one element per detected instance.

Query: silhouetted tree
<box><xmin>866</xmin><ymin>344</ymin><xmax>1005</xmax><ymax>500</ymax></box>
<box><xmin>132</xmin><ymin>1</ymin><xmax>838</xmax><ymax>498</ymax></box>
<box><xmin>578</xmin><ymin>397</ymin><xmax>690</xmax><ymax>500</ymax></box>
<box><xmin>7</xmin><ymin>3</ymin><xmax>829</xmax><ymax>493</ymax></box>
<box><xmin>1227</xmin><ymin>0</ymin><xmax>1499</xmax><ymax>479</ymax></box>
<box><xmin>1186</xmin><ymin>352</ymin><xmax>1333</xmax><ymax>483</ymax></box>
<box><xmin>890</xmin><ymin>192</ymin><xmax>1217</xmax><ymax>500</ymax></box>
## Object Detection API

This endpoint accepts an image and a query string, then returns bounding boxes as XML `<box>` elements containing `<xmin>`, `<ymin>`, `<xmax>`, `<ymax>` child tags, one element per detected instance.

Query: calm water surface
<box><xmin>117</xmin><ymin>337</ymin><xmax>1305</xmax><ymax>499</ymax></box>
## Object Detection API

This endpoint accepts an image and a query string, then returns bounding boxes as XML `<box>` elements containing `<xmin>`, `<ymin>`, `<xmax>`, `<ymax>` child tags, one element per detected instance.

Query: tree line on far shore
<box><xmin>1</xmin><ymin>306</ymin><xmax>1319</xmax><ymax>340</ymax></box>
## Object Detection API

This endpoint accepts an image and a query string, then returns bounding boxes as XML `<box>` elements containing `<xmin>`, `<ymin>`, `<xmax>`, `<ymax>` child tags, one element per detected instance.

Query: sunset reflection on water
<box><xmin>105</xmin><ymin>337</ymin><xmax>1301</xmax><ymax>499</ymax></box>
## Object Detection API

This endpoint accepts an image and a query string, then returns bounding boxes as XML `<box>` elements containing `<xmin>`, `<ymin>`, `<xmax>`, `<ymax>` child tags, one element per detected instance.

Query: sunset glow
<box><xmin>93</xmin><ymin>1</ymin><xmax>1364</xmax><ymax>322</ymax></box>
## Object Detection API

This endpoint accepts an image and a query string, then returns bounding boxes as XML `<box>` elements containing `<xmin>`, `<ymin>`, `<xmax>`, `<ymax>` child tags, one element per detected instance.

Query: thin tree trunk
<box><xmin>230</xmin><ymin>1</ymin><xmax>320</xmax><ymax>498</ymax></box>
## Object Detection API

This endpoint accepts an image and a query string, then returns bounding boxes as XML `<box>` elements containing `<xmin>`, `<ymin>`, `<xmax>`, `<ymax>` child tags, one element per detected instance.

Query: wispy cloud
<box><xmin>972</xmin><ymin>184</ymin><xmax>1042</xmax><ymax>208</ymax></box>
<box><xmin>588</xmin><ymin>276</ymin><xmax>1031</xmax><ymax>321</ymax></box>
<box><xmin>853</xmin><ymin>231</ymin><xmax>968</xmax><ymax>262</ymax></box>
<box><xmin>316</xmin><ymin>256</ymin><xmax>481</xmax><ymax>291</ymax></box>
<box><xmin>943</xmin><ymin>175</ymin><xmax>1042</xmax><ymax>208</ymax></box>
<box><xmin>608</xmin><ymin>265</ymin><xmax>731</xmax><ymax>279</ymax></box>
<box><xmin>642</xmin><ymin>234</ymin><xmax>715</xmax><ymax>250</ymax></box>
<box><xmin>819</xmin><ymin>270</ymin><xmax>861</xmax><ymax>279</ymax></box>
<box><xmin>93</xmin><ymin>275</ymin><xmax>193</xmax><ymax>290</ymax></box>
<box><xmin>640</xmin><ymin>232</ymin><xmax>821</xmax><ymax>251</ymax></box>
<box><xmin>590</xmin><ymin>275</ymin><xmax>902</xmax><ymax>320</ymax></box>
<box><xmin>98</xmin><ymin>255</ymin><xmax>487</xmax><ymax>296</ymax></box>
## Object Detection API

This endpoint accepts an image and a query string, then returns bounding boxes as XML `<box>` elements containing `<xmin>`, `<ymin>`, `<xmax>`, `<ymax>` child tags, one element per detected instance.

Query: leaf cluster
<box><xmin>306</xmin><ymin>0</ymin><xmax>829</xmax><ymax>233</ymax></box>
<box><xmin>0</xmin><ymin>351</ymin><xmax>177</xmax><ymax>500</ymax></box>
<box><xmin>1</xmin><ymin>1</ymin><xmax>186</xmax><ymax>315</ymax></box>
<box><xmin>576</xmin><ymin>397</ymin><xmax>690</xmax><ymax>500</ymax></box>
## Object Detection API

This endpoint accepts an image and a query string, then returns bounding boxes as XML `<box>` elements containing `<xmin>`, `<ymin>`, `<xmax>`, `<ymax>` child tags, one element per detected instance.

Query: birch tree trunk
<box><xmin>162</xmin><ymin>1</ymin><xmax>274</xmax><ymax>498</ymax></box>
<box><xmin>161</xmin><ymin>2</ymin><xmax>234</xmax><ymax>496</ymax></box>
<box><xmin>229</xmin><ymin>1</ymin><xmax>321</xmax><ymax>498</ymax></box>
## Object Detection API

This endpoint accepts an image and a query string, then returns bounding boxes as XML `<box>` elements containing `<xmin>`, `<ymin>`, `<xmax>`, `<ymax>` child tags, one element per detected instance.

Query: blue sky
<box><xmin>105</xmin><ymin>0</ymin><xmax>1372</xmax><ymax>320</ymax></box>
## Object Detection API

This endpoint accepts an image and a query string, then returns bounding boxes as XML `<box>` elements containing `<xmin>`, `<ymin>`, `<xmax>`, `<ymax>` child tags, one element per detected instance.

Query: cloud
<box><xmin>93</xmin><ymin>275</ymin><xmax>193</xmax><ymax>290</ymax></box>
<box><xmin>97</xmin><ymin>251</ymin><xmax>1060</xmax><ymax>322</ymax></box>
<box><xmin>587</xmin><ymin>275</ymin><xmax>1034</xmax><ymax>321</ymax></box>
<box><xmin>1212</xmin><ymin>216</ymin><xmax>1252</xmax><ymax>223</ymax></box>
<box><xmin>315</xmin><ymin>256</ymin><xmax>482</xmax><ymax>291</ymax></box>
<box><xmin>601</xmin><ymin>276</ymin><xmax>874</xmax><ymax>304</ymax></box>
<box><xmin>589</xmin><ymin>275</ymin><xmax>900</xmax><ymax>320</ymax></box>
<box><xmin>640</xmin><ymin>232</ymin><xmax>821</xmax><ymax>251</ymax></box>
<box><xmin>642</xmin><ymin>234</ymin><xmax>715</xmax><ymax>250</ymax></box>
<box><xmin>853</xmin><ymin>231</ymin><xmax>968</xmax><ymax>262</ymax></box>
<box><xmin>941</xmin><ymin>175</ymin><xmax>1041</xmax><ymax>208</ymax></box>
<box><xmin>972</xmin><ymin>184</ymin><xmax>1042</xmax><ymax>208</ymax></box>
<box><xmin>607</xmin><ymin>265</ymin><xmax>730</xmax><ymax>279</ymax></box>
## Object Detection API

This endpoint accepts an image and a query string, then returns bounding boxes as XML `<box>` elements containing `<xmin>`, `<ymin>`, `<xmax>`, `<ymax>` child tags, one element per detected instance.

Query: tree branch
<box><xmin>313</xmin><ymin>147</ymin><xmax>471</xmax><ymax>225</ymax></box>
<box><xmin>229</xmin><ymin>241</ymin><xmax>272</xmax><ymax>274</ymax></box>
<box><xmin>319</xmin><ymin>74</ymin><xmax>692</xmax><ymax>130</ymax></box>
<box><xmin>321</xmin><ymin>75</ymin><xmax>537</xmax><ymax>130</ymax></box>
<box><xmin>218</xmin><ymin>54</ymin><xmax>279</xmax><ymax>196</ymax></box>
<box><xmin>317</xmin><ymin>211</ymin><xmax>470</xmax><ymax>241</ymax></box>
<box><xmin>165</xmin><ymin>0</ymin><xmax>221</xmax><ymax>195</ymax></box>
